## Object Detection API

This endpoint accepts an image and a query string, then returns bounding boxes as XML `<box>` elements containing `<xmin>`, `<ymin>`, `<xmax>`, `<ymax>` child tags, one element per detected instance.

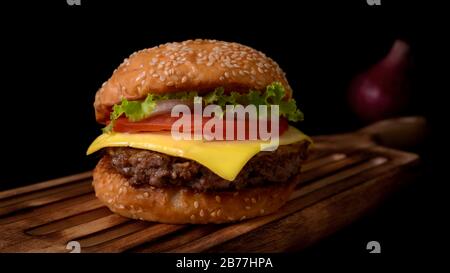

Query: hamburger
<box><xmin>87</xmin><ymin>39</ymin><xmax>311</xmax><ymax>224</ymax></box>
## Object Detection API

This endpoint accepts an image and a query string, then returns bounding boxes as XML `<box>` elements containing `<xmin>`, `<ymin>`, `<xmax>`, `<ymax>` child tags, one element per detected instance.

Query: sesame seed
<box><xmin>216</xmin><ymin>209</ymin><xmax>222</xmax><ymax>216</ymax></box>
<box><xmin>210</xmin><ymin>211</ymin><xmax>216</xmax><ymax>217</ymax></box>
<box><xmin>181</xmin><ymin>76</ymin><xmax>188</xmax><ymax>83</ymax></box>
<box><xmin>194</xmin><ymin>201</ymin><xmax>199</xmax><ymax>208</ymax></box>
<box><xmin>260</xmin><ymin>209</ymin><xmax>265</xmax><ymax>214</ymax></box>
<box><xmin>240</xmin><ymin>216</ymin><xmax>247</xmax><ymax>221</ymax></box>
<box><xmin>190</xmin><ymin>214</ymin><xmax>196</xmax><ymax>220</ymax></box>
<box><xmin>199</xmin><ymin>209</ymin><xmax>205</xmax><ymax>217</ymax></box>
<box><xmin>251</xmin><ymin>198</ymin><xmax>257</xmax><ymax>204</ymax></box>
<box><xmin>215</xmin><ymin>196</ymin><xmax>221</xmax><ymax>203</ymax></box>
<box><xmin>245</xmin><ymin>206</ymin><xmax>251</xmax><ymax>210</ymax></box>
<box><xmin>224</xmin><ymin>72</ymin><xmax>230</xmax><ymax>78</ymax></box>
<box><xmin>166</xmin><ymin>81</ymin><xmax>174</xmax><ymax>86</ymax></box>
<box><xmin>143</xmin><ymin>192</ymin><xmax>149</xmax><ymax>198</ymax></box>
<box><xmin>219</xmin><ymin>76</ymin><xmax>225</xmax><ymax>81</ymax></box>
<box><xmin>159</xmin><ymin>75</ymin><xmax>166</xmax><ymax>81</ymax></box>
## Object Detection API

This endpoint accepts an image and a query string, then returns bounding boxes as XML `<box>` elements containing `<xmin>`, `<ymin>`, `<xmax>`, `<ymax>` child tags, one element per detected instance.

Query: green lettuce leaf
<box><xmin>102</xmin><ymin>82</ymin><xmax>303</xmax><ymax>132</ymax></box>
<box><xmin>203</xmin><ymin>82</ymin><xmax>304</xmax><ymax>122</ymax></box>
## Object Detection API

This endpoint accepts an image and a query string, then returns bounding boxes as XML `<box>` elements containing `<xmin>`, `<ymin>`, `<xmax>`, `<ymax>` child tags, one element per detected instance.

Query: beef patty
<box><xmin>105</xmin><ymin>141</ymin><xmax>309</xmax><ymax>191</ymax></box>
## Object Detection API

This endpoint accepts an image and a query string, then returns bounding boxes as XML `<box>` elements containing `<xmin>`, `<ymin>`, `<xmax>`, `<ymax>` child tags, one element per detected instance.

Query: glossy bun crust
<box><xmin>94</xmin><ymin>39</ymin><xmax>292</xmax><ymax>123</ymax></box>
<box><xmin>93</xmin><ymin>156</ymin><xmax>299</xmax><ymax>224</ymax></box>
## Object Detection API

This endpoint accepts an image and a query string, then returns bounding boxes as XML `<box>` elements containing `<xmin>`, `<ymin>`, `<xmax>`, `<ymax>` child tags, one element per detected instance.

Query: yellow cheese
<box><xmin>87</xmin><ymin>126</ymin><xmax>311</xmax><ymax>181</ymax></box>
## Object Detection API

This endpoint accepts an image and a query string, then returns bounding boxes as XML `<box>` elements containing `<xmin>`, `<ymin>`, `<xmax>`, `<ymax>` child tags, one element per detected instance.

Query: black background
<box><xmin>0</xmin><ymin>0</ymin><xmax>445</xmax><ymax>261</ymax></box>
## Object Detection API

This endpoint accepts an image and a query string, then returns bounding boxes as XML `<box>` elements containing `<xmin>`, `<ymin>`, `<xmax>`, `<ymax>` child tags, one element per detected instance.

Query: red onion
<box><xmin>150</xmin><ymin>99</ymin><xmax>194</xmax><ymax>117</ymax></box>
<box><xmin>348</xmin><ymin>40</ymin><xmax>411</xmax><ymax>122</ymax></box>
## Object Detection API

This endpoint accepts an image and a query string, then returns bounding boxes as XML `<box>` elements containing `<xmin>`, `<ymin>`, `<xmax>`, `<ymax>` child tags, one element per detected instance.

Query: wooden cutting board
<box><xmin>0</xmin><ymin>117</ymin><xmax>424</xmax><ymax>253</ymax></box>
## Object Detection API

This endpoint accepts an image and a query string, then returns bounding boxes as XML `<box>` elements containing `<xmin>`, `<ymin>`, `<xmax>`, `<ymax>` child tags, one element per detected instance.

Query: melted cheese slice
<box><xmin>87</xmin><ymin>126</ymin><xmax>311</xmax><ymax>181</ymax></box>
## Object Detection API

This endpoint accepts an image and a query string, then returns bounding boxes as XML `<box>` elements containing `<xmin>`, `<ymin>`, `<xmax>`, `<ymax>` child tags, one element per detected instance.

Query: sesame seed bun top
<box><xmin>94</xmin><ymin>39</ymin><xmax>292</xmax><ymax>123</ymax></box>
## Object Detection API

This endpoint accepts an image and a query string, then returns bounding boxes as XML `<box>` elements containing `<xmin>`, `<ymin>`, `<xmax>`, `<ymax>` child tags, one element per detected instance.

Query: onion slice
<box><xmin>149</xmin><ymin>99</ymin><xmax>194</xmax><ymax>117</ymax></box>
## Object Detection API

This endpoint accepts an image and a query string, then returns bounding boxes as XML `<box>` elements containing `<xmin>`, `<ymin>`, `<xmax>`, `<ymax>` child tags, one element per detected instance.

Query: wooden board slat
<box><xmin>0</xmin><ymin>133</ymin><xmax>419</xmax><ymax>253</ymax></box>
<box><xmin>0</xmin><ymin>181</ymin><xmax>94</xmax><ymax>217</ymax></box>
<box><xmin>0</xmin><ymin>171</ymin><xmax>92</xmax><ymax>199</ymax></box>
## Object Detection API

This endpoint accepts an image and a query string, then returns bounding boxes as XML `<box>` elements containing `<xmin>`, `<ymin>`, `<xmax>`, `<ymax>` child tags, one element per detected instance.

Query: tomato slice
<box><xmin>114</xmin><ymin>115</ymin><xmax>179</xmax><ymax>132</ymax></box>
<box><xmin>112</xmin><ymin>113</ymin><xmax>288</xmax><ymax>139</ymax></box>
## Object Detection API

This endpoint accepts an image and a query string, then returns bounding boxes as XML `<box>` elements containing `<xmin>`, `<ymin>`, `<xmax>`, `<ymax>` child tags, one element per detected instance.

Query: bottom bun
<box><xmin>93</xmin><ymin>156</ymin><xmax>300</xmax><ymax>224</ymax></box>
